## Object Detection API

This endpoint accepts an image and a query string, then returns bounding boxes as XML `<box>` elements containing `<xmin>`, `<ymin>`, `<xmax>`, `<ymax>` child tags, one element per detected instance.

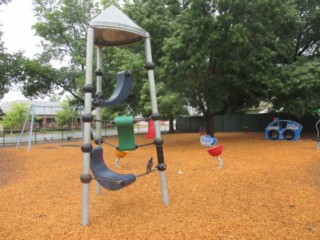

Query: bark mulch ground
<box><xmin>0</xmin><ymin>132</ymin><xmax>319</xmax><ymax>240</ymax></box>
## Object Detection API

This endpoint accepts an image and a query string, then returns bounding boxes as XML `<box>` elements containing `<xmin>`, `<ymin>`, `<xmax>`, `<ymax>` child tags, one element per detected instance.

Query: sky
<box><xmin>0</xmin><ymin>0</ymin><xmax>43</xmax><ymax>105</ymax></box>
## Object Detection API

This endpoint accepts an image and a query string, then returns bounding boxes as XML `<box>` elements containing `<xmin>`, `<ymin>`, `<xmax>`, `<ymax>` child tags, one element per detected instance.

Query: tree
<box><xmin>292</xmin><ymin>0</ymin><xmax>320</xmax><ymax>60</ymax></box>
<box><xmin>139</xmin><ymin>81</ymin><xmax>187</xmax><ymax>132</ymax></box>
<box><xmin>8</xmin><ymin>52</ymin><xmax>86</xmax><ymax>103</ymax></box>
<box><xmin>33</xmin><ymin>0</ymin><xmax>99</xmax><ymax>68</ymax></box>
<box><xmin>270</xmin><ymin>0</ymin><xmax>320</xmax><ymax>117</ymax></box>
<box><xmin>54</xmin><ymin>101</ymin><xmax>78</xmax><ymax>128</ymax></box>
<box><xmin>3</xmin><ymin>103</ymin><xmax>30</xmax><ymax>131</ymax></box>
<box><xmin>16</xmin><ymin>1</ymin><xmax>153</xmax><ymax>116</ymax></box>
<box><xmin>0</xmin><ymin>0</ymin><xmax>12</xmax><ymax>99</ymax></box>
<box><xmin>123</xmin><ymin>0</ymin><xmax>187</xmax><ymax>127</ymax></box>
<box><xmin>9</xmin><ymin>53</ymin><xmax>61</xmax><ymax>99</ymax></box>
<box><xmin>0</xmin><ymin>51</ymin><xmax>11</xmax><ymax>98</ymax></box>
<box><xmin>9</xmin><ymin>1</ymin><xmax>186</xmax><ymax>124</ymax></box>
<box><xmin>0</xmin><ymin>0</ymin><xmax>11</xmax><ymax>49</ymax></box>
<box><xmin>161</xmin><ymin>0</ymin><xmax>300</xmax><ymax>135</ymax></box>
<box><xmin>8</xmin><ymin>0</ymin><xmax>100</xmax><ymax>102</ymax></box>
<box><xmin>272</xmin><ymin>59</ymin><xmax>320</xmax><ymax>118</ymax></box>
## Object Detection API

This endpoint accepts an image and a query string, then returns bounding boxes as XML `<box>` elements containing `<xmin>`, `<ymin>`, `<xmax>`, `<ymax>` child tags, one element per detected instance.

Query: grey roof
<box><xmin>1</xmin><ymin>100</ymin><xmax>63</xmax><ymax>116</ymax></box>
<box><xmin>89</xmin><ymin>5</ymin><xmax>147</xmax><ymax>47</ymax></box>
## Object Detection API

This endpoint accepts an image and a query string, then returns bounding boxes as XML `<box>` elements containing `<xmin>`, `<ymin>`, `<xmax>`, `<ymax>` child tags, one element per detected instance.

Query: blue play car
<box><xmin>265</xmin><ymin>118</ymin><xmax>303</xmax><ymax>141</ymax></box>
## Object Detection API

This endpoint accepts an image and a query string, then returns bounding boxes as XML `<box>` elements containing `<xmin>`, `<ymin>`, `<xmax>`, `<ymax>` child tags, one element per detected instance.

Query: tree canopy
<box><xmin>0</xmin><ymin>0</ymin><xmax>12</xmax><ymax>98</ymax></box>
<box><xmin>2</xmin><ymin>0</ymin><xmax>320</xmax><ymax>134</ymax></box>
<box><xmin>3</xmin><ymin>102</ymin><xmax>29</xmax><ymax>131</ymax></box>
<box><xmin>270</xmin><ymin>0</ymin><xmax>320</xmax><ymax>118</ymax></box>
<box><xmin>161</xmin><ymin>0</ymin><xmax>301</xmax><ymax>134</ymax></box>
<box><xmin>54</xmin><ymin>101</ymin><xmax>79</xmax><ymax>128</ymax></box>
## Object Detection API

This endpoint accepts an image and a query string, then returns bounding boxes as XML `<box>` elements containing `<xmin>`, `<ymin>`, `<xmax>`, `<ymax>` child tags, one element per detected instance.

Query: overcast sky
<box><xmin>1</xmin><ymin>0</ymin><xmax>41</xmax><ymax>56</ymax></box>
<box><xmin>0</xmin><ymin>0</ymin><xmax>42</xmax><ymax>105</ymax></box>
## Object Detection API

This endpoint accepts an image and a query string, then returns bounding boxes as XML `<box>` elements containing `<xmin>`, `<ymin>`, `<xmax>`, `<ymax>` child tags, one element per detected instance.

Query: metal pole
<box><xmin>145</xmin><ymin>33</ymin><xmax>169</xmax><ymax>205</ymax></box>
<box><xmin>316</xmin><ymin>111</ymin><xmax>320</xmax><ymax>150</ymax></box>
<box><xmin>217</xmin><ymin>156</ymin><xmax>223</xmax><ymax>169</ymax></box>
<box><xmin>81</xmin><ymin>27</ymin><xmax>94</xmax><ymax>226</ymax></box>
<box><xmin>79</xmin><ymin>106</ymin><xmax>84</xmax><ymax>138</ymax></box>
<box><xmin>16</xmin><ymin>104</ymin><xmax>32</xmax><ymax>150</ymax></box>
<box><xmin>27</xmin><ymin>105</ymin><xmax>36</xmax><ymax>151</ymax></box>
<box><xmin>95</xmin><ymin>46</ymin><xmax>103</xmax><ymax>195</ymax></box>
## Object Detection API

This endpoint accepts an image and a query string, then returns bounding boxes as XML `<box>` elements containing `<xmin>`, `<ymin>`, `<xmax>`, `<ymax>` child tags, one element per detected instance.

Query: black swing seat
<box><xmin>90</xmin><ymin>146</ymin><xmax>136</xmax><ymax>191</ymax></box>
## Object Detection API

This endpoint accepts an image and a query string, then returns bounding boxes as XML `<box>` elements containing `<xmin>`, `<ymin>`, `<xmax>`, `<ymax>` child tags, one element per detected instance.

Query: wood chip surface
<box><xmin>0</xmin><ymin>132</ymin><xmax>319</xmax><ymax>239</ymax></box>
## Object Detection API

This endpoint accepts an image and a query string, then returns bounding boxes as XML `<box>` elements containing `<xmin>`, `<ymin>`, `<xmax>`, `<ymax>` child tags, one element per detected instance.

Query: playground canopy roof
<box><xmin>89</xmin><ymin>5</ymin><xmax>147</xmax><ymax>47</ymax></box>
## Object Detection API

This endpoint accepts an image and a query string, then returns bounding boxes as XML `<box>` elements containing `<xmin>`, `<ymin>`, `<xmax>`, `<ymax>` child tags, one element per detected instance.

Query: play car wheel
<box><xmin>268</xmin><ymin>130</ymin><xmax>279</xmax><ymax>140</ymax></box>
<box><xmin>283</xmin><ymin>129</ymin><xmax>295</xmax><ymax>140</ymax></box>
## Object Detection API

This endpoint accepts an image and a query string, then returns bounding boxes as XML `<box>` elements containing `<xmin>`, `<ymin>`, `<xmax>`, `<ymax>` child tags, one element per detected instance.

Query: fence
<box><xmin>0</xmin><ymin>121</ymin><xmax>170</xmax><ymax>147</ymax></box>
<box><xmin>176</xmin><ymin>113</ymin><xmax>317</xmax><ymax>133</ymax></box>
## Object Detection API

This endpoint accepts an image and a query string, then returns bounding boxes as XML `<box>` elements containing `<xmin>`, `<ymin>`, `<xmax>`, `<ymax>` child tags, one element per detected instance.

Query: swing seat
<box><xmin>90</xmin><ymin>146</ymin><xmax>136</xmax><ymax>191</ymax></box>
<box><xmin>207</xmin><ymin>145</ymin><xmax>223</xmax><ymax>157</ymax></box>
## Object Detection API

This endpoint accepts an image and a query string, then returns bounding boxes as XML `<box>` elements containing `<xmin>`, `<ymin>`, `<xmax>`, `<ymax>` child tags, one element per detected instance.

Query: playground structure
<box><xmin>200</xmin><ymin>134</ymin><xmax>218</xmax><ymax>147</ymax></box>
<box><xmin>112</xmin><ymin>119</ymin><xmax>155</xmax><ymax>167</ymax></box>
<box><xmin>200</xmin><ymin>134</ymin><xmax>223</xmax><ymax>168</ymax></box>
<box><xmin>146</xmin><ymin>119</ymin><xmax>155</xmax><ymax>139</ymax></box>
<box><xmin>313</xmin><ymin>109</ymin><xmax>320</xmax><ymax>149</ymax></box>
<box><xmin>16</xmin><ymin>104</ymin><xmax>82</xmax><ymax>151</ymax></box>
<box><xmin>113</xmin><ymin>148</ymin><xmax>128</xmax><ymax>167</ymax></box>
<box><xmin>265</xmin><ymin>118</ymin><xmax>303</xmax><ymax>141</ymax></box>
<box><xmin>80</xmin><ymin>6</ymin><xmax>168</xmax><ymax>226</ymax></box>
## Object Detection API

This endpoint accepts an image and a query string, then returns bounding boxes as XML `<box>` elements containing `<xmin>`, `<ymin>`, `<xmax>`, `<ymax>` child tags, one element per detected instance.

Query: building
<box><xmin>0</xmin><ymin>100</ymin><xmax>74</xmax><ymax>129</ymax></box>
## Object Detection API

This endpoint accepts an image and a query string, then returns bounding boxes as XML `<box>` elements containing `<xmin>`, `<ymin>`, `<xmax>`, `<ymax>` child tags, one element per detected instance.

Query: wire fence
<box><xmin>0</xmin><ymin>122</ymin><xmax>170</xmax><ymax>147</ymax></box>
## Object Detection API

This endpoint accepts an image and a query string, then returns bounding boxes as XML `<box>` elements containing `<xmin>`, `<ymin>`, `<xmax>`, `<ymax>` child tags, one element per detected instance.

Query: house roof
<box><xmin>0</xmin><ymin>100</ymin><xmax>63</xmax><ymax>116</ymax></box>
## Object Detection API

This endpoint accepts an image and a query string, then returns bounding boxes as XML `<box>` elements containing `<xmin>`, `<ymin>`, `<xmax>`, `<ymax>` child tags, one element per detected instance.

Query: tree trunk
<box><xmin>168</xmin><ymin>116</ymin><xmax>175</xmax><ymax>133</ymax></box>
<box><xmin>205</xmin><ymin>113</ymin><xmax>215</xmax><ymax>137</ymax></box>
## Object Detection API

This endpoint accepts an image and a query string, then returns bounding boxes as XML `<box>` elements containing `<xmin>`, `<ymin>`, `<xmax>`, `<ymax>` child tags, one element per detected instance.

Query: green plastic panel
<box><xmin>114</xmin><ymin>116</ymin><xmax>136</xmax><ymax>151</ymax></box>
